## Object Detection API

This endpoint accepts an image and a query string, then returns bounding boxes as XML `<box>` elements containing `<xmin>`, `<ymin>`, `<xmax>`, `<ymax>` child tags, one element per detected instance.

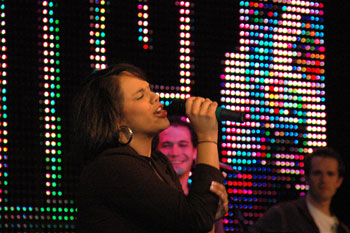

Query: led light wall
<box><xmin>89</xmin><ymin>0</ymin><xmax>107</xmax><ymax>70</ymax></box>
<box><xmin>220</xmin><ymin>1</ymin><xmax>326</xmax><ymax>231</ymax></box>
<box><xmin>154</xmin><ymin>0</ymin><xmax>193</xmax><ymax>106</ymax></box>
<box><xmin>0</xmin><ymin>0</ymin><xmax>331</xmax><ymax>232</ymax></box>
<box><xmin>0</xmin><ymin>0</ymin><xmax>8</xmax><ymax>210</ymax></box>
<box><xmin>0</xmin><ymin>1</ymin><xmax>75</xmax><ymax>231</ymax></box>
<box><xmin>137</xmin><ymin>0</ymin><xmax>152</xmax><ymax>50</ymax></box>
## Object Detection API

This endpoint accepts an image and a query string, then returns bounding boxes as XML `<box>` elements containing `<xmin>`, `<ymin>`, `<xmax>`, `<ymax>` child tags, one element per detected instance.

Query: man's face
<box><xmin>307</xmin><ymin>156</ymin><xmax>343</xmax><ymax>203</ymax></box>
<box><xmin>157</xmin><ymin>125</ymin><xmax>197</xmax><ymax>176</ymax></box>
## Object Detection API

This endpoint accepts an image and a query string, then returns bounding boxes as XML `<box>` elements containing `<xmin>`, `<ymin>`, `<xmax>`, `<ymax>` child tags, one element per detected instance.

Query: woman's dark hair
<box><xmin>304</xmin><ymin>147</ymin><xmax>345</xmax><ymax>178</ymax></box>
<box><xmin>72</xmin><ymin>63</ymin><xmax>147</xmax><ymax>160</ymax></box>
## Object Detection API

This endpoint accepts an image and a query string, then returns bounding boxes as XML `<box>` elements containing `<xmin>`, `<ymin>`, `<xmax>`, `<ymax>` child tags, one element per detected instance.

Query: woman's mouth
<box><xmin>154</xmin><ymin>106</ymin><xmax>167</xmax><ymax>117</ymax></box>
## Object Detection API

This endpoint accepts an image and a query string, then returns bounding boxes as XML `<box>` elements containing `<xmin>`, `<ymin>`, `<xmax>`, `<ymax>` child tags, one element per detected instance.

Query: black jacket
<box><xmin>248</xmin><ymin>197</ymin><xmax>350</xmax><ymax>233</ymax></box>
<box><xmin>77</xmin><ymin>146</ymin><xmax>224</xmax><ymax>233</ymax></box>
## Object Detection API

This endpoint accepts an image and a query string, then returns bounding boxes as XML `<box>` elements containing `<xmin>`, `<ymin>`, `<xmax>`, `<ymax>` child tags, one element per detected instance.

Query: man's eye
<box><xmin>136</xmin><ymin>94</ymin><xmax>144</xmax><ymax>100</ymax></box>
<box><xmin>161</xmin><ymin>143</ymin><xmax>172</xmax><ymax>148</ymax></box>
<box><xmin>327</xmin><ymin>172</ymin><xmax>335</xmax><ymax>176</ymax></box>
<box><xmin>179</xmin><ymin>141</ymin><xmax>190</xmax><ymax>147</ymax></box>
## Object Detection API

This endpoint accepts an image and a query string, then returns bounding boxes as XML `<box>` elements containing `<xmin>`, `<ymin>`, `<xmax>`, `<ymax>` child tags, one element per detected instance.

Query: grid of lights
<box><xmin>89</xmin><ymin>0</ymin><xmax>107</xmax><ymax>69</ymax></box>
<box><xmin>137</xmin><ymin>0</ymin><xmax>152</xmax><ymax>50</ymax></box>
<box><xmin>157</xmin><ymin>1</ymin><xmax>193</xmax><ymax>106</ymax></box>
<box><xmin>38</xmin><ymin>0</ymin><xmax>64</xmax><ymax>201</ymax></box>
<box><xmin>0</xmin><ymin>1</ymin><xmax>75</xmax><ymax>231</ymax></box>
<box><xmin>0</xmin><ymin>0</ymin><xmax>330</xmax><ymax>231</ymax></box>
<box><xmin>0</xmin><ymin>0</ymin><xmax>8</xmax><ymax>210</ymax></box>
<box><xmin>220</xmin><ymin>1</ymin><xmax>326</xmax><ymax>231</ymax></box>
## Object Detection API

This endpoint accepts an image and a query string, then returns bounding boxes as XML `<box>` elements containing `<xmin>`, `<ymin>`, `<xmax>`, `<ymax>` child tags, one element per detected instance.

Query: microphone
<box><xmin>165</xmin><ymin>99</ymin><xmax>245</xmax><ymax>122</ymax></box>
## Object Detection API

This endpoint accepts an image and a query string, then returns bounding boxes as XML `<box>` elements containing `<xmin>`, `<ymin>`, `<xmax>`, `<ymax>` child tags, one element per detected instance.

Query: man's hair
<box><xmin>304</xmin><ymin>147</ymin><xmax>345</xmax><ymax>178</ymax></box>
<box><xmin>153</xmin><ymin>115</ymin><xmax>197</xmax><ymax>149</ymax></box>
<box><xmin>168</xmin><ymin>116</ymin><xmax>198</xmax><ymax>147</ymax></box>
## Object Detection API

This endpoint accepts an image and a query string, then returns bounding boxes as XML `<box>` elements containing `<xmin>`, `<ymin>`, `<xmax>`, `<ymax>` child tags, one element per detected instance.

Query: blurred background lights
<box><xmin>220</xmin><ymin>1</ymin><xmax>326</xmax><ymax>231</ymax></box>
<box><xmin>0</xmin><ymin>0</ymin><xmax>334</xmax><ymax>232</ymax></box>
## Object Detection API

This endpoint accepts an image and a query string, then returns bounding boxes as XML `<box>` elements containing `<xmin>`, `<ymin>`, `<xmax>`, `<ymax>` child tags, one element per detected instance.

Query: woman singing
<box><xmin>73</xmin><ymin>63</ymin><xmax>228</xmax><ymax>233</ymax></box>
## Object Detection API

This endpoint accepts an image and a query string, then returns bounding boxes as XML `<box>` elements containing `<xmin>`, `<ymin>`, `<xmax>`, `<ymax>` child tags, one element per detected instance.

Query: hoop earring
<box><xmin>118</xmin><ymin>125</ymin><xmax>133</xmax><ymax>145</ymax></box>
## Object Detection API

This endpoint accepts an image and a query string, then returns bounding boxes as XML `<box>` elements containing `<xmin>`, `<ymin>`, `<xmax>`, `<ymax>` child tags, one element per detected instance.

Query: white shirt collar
<box><xmin>306</xmin><ymin>199</ymin><xmax>338</xmax><ymax>233</ymax></box>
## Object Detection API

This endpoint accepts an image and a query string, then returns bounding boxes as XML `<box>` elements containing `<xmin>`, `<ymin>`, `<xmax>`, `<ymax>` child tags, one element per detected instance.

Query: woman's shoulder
<box><xmin>83</xmin><ymin>146</ymin><xmax>149</xmax><ymax>172</ymax></box>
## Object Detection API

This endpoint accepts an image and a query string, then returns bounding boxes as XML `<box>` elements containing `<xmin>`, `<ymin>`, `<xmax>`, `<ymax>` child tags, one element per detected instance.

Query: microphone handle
<box><xmin>216</xmin><ymin>107</ymin><xmax>245</xmax><ymax>122</ymax></box>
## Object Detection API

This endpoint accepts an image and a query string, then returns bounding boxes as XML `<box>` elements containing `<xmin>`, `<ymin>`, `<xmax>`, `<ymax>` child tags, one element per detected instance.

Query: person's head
<box><xmin>157</xmin><ymin>116</ymin><xmax>197</xmax><ymax>177</ymax></box>
<box><xmin>73</xmin><ymin>63</ymin><xmax>169</xmax><ymax>159</ymax></box>
<box><xmin>304</xmin><ymin>147</ymin><xmax>345</xmax><ymax>203</ymax></box>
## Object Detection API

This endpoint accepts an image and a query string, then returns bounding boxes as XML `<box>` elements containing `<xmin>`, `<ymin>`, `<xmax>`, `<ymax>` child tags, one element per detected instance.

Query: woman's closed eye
<box><xmin>136</xmin><ymin>93</ymin><xmax>144</xmax><ymax>100</ymax></box>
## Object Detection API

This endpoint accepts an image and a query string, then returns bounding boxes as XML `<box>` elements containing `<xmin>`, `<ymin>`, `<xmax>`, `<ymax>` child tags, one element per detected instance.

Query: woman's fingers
<box><xmin>210</xmin><ymin>181</ymin><xmax>229</xmax><ymax>214</ymax></box>
<box><xmin>185</xmin><ymin>97</ymin><xmax>217</xmax><ymax>118</ymax></box>
<box><xmin>185</xmin><ymin>97</ymin><xmax>218</xmax><ymax>140</ymax></box>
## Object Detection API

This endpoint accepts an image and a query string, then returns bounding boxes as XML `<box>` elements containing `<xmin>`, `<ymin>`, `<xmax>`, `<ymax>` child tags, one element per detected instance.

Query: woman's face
<box><xmin>118</xmin><ymin>72</ymin><xmax>169</xmax><ymax>139</ymax></box>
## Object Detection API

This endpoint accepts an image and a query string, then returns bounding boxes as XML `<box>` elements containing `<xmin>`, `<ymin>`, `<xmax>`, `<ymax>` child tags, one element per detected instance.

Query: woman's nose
<box><xmin>151</xmin><ymin>91</ymin><xmax>159</xmax><ymax>103</ymax></box>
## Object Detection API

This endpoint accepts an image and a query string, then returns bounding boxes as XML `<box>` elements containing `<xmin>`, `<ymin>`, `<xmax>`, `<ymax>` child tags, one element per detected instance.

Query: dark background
<box><xmin>1</xmin><ymin>0</ymin><xmax>349</xmax><ymax>231</ymax></box>
<box><xmin>325</xmin><ymin>1</ymin><xmax>350</xmax><ymax>225</ymax></box>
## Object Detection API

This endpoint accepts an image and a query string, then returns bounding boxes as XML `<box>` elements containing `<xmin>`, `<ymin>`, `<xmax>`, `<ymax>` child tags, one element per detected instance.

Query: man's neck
<box><xmin>179</xmin><ymin>173</ymin><xmax>191</xmax><ymax>195</ymax></box>
<box><xmin>306</xmin><ymin>193</ymin><xmax>332</xmax><ymax>216</ymax></box>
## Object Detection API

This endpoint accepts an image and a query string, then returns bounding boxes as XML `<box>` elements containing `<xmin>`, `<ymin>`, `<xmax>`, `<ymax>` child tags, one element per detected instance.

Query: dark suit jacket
<box><xmin>248</xmin><ymin>198</ymin><xmax>350</xmax><ymax>233</ymax></box>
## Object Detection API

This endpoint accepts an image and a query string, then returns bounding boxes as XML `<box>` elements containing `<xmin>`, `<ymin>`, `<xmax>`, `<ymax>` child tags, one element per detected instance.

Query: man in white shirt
<box><xmin>248</xmin><ymin>147</ymin><xmax>349</xmax><ymax>233</ymax></box>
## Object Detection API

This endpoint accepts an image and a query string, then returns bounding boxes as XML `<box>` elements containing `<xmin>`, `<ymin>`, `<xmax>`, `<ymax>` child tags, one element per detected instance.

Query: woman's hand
<box><xmin>185</xmin><ymin>97</ymin><xmax>218</xmax><ymax>142</ymax></box>
<box><xmin>210</xmin><ymin>181</ymin><xmax>229</xmax><ymax>220</ymax></box>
